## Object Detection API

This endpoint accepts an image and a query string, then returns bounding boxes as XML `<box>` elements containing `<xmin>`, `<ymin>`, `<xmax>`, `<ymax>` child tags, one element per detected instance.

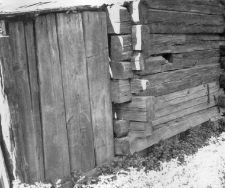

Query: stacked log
<box><xmin>107</xmin><ymin>0</ymin><xmax>225</xmax><ymax>155</ymax></box>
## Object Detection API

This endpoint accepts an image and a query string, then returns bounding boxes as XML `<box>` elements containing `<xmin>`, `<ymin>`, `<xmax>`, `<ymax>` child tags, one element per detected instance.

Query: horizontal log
<box><xmin>128</xmin><ymin>107</ymin><xmax>223</xmax><ymax>154</ymax></box>
<box><xmin>110</xmin><ymin>35</ymin><xmax>132</xmax><ymax>61</ymax></box>
<box><xmin>131</xmin><ymin>52</ymin><xmax>145</xmax><ymax>71</ymax></box>
<box><xmin>111</xmin><ymin>79</ymin><xmax>132</xmax><ymax>103</ymax></box>
<box><xmin>115</xmin><ymin>96</ymin><xmax>155</xmax><ymax>122</ymax></box>
<box><xmin>147</xmin><ymin>9</ymin><xmax>225</xmax><ymax>34</ymax></box>
<box><xmin>110</xmin><ymin>61</ymin><xmax>133</xmax><ymax>79</ymax></box>
<box><xmin>107</xmin><ymin>5</ymin><xmax>131</xmax><ymax>34</ymax></box>
<box><xmin>146</xmin><ymin>34</ymin><xmax>225</xmax><ymax>56</ymax></box>
<box><xmin>153</xmin><ymin>89</ymin><xmax>223</xmax><ymax>126</ymax></box>
<box><xmin>132</xmin><ymin>25</ymin><xmax>150</xmax><ymax>51</ymax></box>
<box><xmin>114</xmin><ymin>120</ymin><xmax>130</xmax><ymax>138</ymax></box>
<box><xmin>155</xmin><ymin>82</ymin><xmax>220</xmax><ymax>110</ymax></box>
<box><xmin>147</xmin><ymin>0</ymin><xmax>224</xmax><ymax>15</ymax></box>
<box><xmin>217</xmin><ymin>94</ymin><xmax>225</xmax><ymax>108</ymax></box>
<box><xmin>138</xmin><ymin>50</ymin><xmax>221</xmax><ymax>75</ymax></box>
<box><xmin>131</xmin><ymin>64</ymin><xmax>222</xmax><ymax>96</ymax></box>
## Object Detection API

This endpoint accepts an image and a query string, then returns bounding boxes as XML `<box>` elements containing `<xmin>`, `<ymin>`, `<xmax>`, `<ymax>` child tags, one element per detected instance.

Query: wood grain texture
<box><xmin>110</xmin><ymin>61</ymin><xmax>133</xmax><ymax>79</ymax></box>
<box><xmin>147</xmin><ymin>9</ymin><xmax>225</xmax><ymax>34</ymax></box>
<box><xmin>0</xmin><ymin>146</ymin><xmax>10</xmax><ymax>188</ymax></box>
<box><xmin>35</xmin><ymin>14</ymin><xmax>70</xmax><ymax>182</ymax></box>
<box><xmin>146</xmin><ymin>34</ymin><xmax>225</xmax><ymax>56</ymax></box>
<box><xmin>114</xmin><ymin>120</ymin><xmax>129</xmax><ymax>138</ymax></box>
<box><xmin>9</xmin><ymin>21</ymin><xmax>44</xmax><ymax>183</ymax></box>
<box><xmin>128</xmin><ymin>107</ymin><xmax>222</xmax><ymax>154</ymax></box>
<box><xmin>115</xmin><ymin>96</ymin><xmax>155</xmax><ymax>122</ymax></box>
<box><xmin>138</xmin><ymin>50</ymin><xmax>221</xmax><ymax>75</ymax></box>
<box><xmin>107</xmin><ymin>5</ymin><xmax>131</xmax><ymax>34</ymax></box>
<box><xmin>57</xmin><ymin>13</ymin><xmax>95</xmax><ymax>172</ymax></box>
<box><xmin>147</xmin><ymin>0</ymin><xmax>224</xmax><ymax>15</ymax></box>
<box><xmin>132</xmin><ymin>64</ymin><xmax>222</xmax><ymax>96</ymax></box>
<box><xmin>83</xmin><ymin>11</ymin><xmax>114</xmax><ymax>165</ymax></box>
<box><xmin>111</xmin><ymin>79</ymin><xmax>132</xmax><ymax>103</ymax></box>
<box><xmin>110</xmin><ymin>35</ymin><xmax>132</xmax><ymax>61</ymax></box>
<box><xmin>131</xmin><ymin>52</ymin><xmax>145</xmax><ymax>71</ymax></box>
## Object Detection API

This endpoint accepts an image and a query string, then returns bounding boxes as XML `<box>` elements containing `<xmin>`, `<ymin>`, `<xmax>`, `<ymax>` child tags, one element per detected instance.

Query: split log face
<box><xmin>110</xmin><ymin>61</ymin><xmax>134</xmax><ymax>79</ymax></box>
<box><xmin>217</xmin><ymin>94</ymin><xmax>225</xmax><ymax>108</ymax></box>
<box><xmin>114</xmin><ymin>120</ymin><xmax>130</xmax><ymax>138</ymax></box>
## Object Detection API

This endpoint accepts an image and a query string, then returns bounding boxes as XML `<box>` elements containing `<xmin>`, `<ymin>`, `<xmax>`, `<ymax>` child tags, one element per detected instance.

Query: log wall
<box><xmin>0</xmin><ymin>11</ymin><xmax>113</xmax><ymax>184</ymax></box>
<box><xmin>108</xmin><ymin>0</ymin><xmax>225</xmax><ymax>155</ymax></box>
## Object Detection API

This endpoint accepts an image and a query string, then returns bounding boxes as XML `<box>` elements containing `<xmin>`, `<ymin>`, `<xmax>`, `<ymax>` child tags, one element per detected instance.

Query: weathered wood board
<box><xmin>83</xmin><ymin>11</ymin><xmax>114</xmax><ymax>165</ymax></box>
<box><xmin>9</xmin><ymin>21</ymin><xmax>44</xmax><ymax>182</ymax></box>
<box><xmin>146</xmin><ymin>34</ymin><xmax>225</xmax><ymax>56</ymax></box>
<box><xmin>110</xmin><ymin>61</ymin><xmax>133</xmax><ymax>79</ymax></box>
<box><xmin>132</xmin><ymin>64</ymin><xmax>222</xmax><ymax>96</ymax></box>
<box><xmin>147</xmin><ymin>9</ymin><xmax>225</xmax><ymax>33</ymax></box>
<box><xmin>107</xmin><ymin>5</ymin><xmax>131</xmax><ymax>34</ymax></box>
<box><xmin>35</xmin><ymin>14</ymin><xmax>70</xmax><ymax>182</ymax></box>
<box><xmin>147</xmin><ymin>0</ymin><xmax>224</xmax><ymax>15</ymax></box>
<box><xmin>57</xmin><ymin>13</ymin><xmax>95</xmax><ymax>172</ymax></box>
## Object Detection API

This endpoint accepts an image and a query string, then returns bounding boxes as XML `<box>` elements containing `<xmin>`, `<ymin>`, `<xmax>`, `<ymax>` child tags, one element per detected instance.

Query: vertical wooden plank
<box><xmin>82</xmin><ymin>11</ymin><xmax>114</xmax><ymax>165</ymax></box>
<box><xmin>56</xmin><ymin>13</ymin><xmax>95</xmax><ymax>172</ymax></box>
<box><xmin>35</xmin><ymin>14</ymin><xmax>70</xmax><ymax>181</ymax></box>
<box><xmin>8</xmin><ymin>21</ymin><xmax>41</xmax><ymax>183</ymax></box>
<box><xmin>24</xmin><ymin>21</ymin><xmax>44</xmax><ymax>182</ymax></box>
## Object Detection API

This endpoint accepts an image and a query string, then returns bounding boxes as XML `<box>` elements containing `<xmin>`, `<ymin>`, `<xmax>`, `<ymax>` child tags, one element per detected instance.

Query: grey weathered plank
<box><xmin>35</xmin><ymin>14</ymin><xmax>70</xmax><ymax>181</ymax></box>
<box><xmin>24</xmin><ymin>21</ymin><xmax>44</xmax><ymax>182</ymax></box>
<box><xmin>147</xmin><ymin>0</ymin><xmax>224</xmax><ymax>15</ymax></box>
<box><xmin>132</xmin><ymin>64</ymin><xmax>222</xmax><ymax>96</ymax></box>
<box><xmin>82</xmin><ymin>11</ymin><xmax>114</xmax><ymax>165</ymax></box>
<box><xmin>9</xmin><ymin>21</ymin><xmax>44</xmax><ymax>182</ymax></box>
<box><xmin>114</xmin><ymin>120</ymin><xmax>130</xmax><ymax>138</ymax></box>
<box><xmin>147</xmin><ymin>9</ymin><xmax>225</xmax><ymax>34</ymax></box>
<box><xmin>110</xmin><ymin>61</ymin><xmax>133</xmax><ymax>79</ymax></box>
<box><xmin>56</xmin><ymin>13</ymin><xmax>95</xmax><ymax>172</ymax></box>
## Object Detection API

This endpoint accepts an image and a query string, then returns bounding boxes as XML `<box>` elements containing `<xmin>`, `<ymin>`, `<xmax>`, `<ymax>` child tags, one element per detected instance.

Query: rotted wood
<box><xmin>107</xmin><ymin>5</ymin><xmax>131</xmax><ymax>34</ymax></box>
<box><xmin>114</xmin><ymin>120</ymin><xmax>130</xmax><ymax>138</ymax></box>
<box><xmin>111</xmin><ymin>79</ymin><xmax>132</xmax><ymax>103</ymax></box>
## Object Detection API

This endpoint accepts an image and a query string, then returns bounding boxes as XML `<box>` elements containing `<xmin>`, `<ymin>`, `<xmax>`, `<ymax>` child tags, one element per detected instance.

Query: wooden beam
<box><xmin>132</xmin><ymin>64</ymin><xmax>222</xmax><ymax>96</ymax></box>
<box><xmin>115</xmin><ymin>137</ymin><xmax>130</xmax><ymax>156</ymax></box>
<box><xmin>147</xmin><ymin>0</ymin><xmax>224</xmax><ymax>15</ymax></box>
<box><xmin>115</xmin><ymin>96</ymin><xmax>155</xmax><ymax>122</ymax></box>
<box><xmin>114</xmin><ymin>120</ymin><xmax>130</xmax><ymax>138</ymax></box>
<box><xmin>107</xmin><ymin>5</ymin><xmax>131</xmax><ymax>34</ymax></box>
<box><xmin>110</xmin><ymin>35</ymin><xmax>132</xmax><ymax>61</ymax></box>
<box><xmin>148</xmin><ymin>9</ymin><xmax>225</xmax><ymax>34</ymax></box>
<box><xmin>217</xmin><ymin>94</ymin><xmax>225</xmax><ymax>108</ymax></box>
<box><xmin>111</xmin><ymin>79</ymin><xmax>132</xmax><ymax>103</ymax></box>
<box><xmin>110</xmin><ymin>61</ymin><xmax>133</xmax><ymax>79</ymax></box>
<box><xmin>131</xmin><ymin>52</ymin><xmax>145</xmax><ymax>71</ymax></box>
<box><xmin>0</xmin><ymin>146</ymin><xmax>10</xmax><ymax>188</ymax></box>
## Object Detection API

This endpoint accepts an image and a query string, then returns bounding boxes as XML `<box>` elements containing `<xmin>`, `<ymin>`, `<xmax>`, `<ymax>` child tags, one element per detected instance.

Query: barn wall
<box><xmin>108</xmin><ymin>0</ymin><xmax>225</xmax><ymax>154</ymax></box>
<box><xmin>0</xmin><ymin>11</ymin><xmax>114</xmax><ymax>184</ymax></box>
